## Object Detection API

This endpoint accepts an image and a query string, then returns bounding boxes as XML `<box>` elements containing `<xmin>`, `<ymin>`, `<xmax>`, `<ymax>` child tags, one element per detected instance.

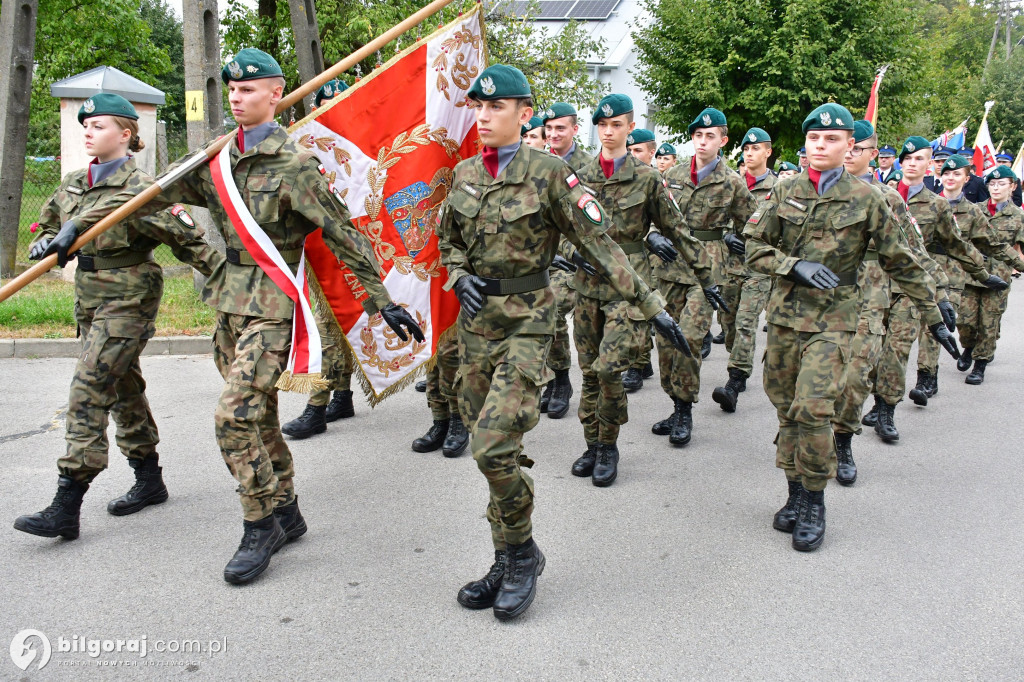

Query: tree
<box><xmin>140</xmin><ymin>0</ymin><xmax>186</xmax><ymax>136</ymax></box>
<box><xmin>964</xmin><ymin>50</ymin><xmax>1024</xmax><ymax>159</ymax></box>
<box><xmin>633</xmin><ymin>0</ymin><xmax>927</xmax><ymax>158</ymax></box>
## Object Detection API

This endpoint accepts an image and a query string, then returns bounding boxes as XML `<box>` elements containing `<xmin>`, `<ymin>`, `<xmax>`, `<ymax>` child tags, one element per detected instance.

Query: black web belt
<box><xmin>77</xmin><ymin>250</ymin><xmax>154</xmax><ymax>272</ymax></box>
<box><xmin>226</xmin><ymin>246</ymin><xmax>303</xmax><ymax>266</ymax></box>
<box><xmin>478</xmin><ymin>270</ymin><xmax>550</xmax><ymax>296</ymax></box>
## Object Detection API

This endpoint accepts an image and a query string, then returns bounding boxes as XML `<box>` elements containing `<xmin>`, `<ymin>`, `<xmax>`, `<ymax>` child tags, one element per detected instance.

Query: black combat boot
<box><xmin>539</xmin><ymin>382</ymin><xmax>553</xmax><ymax>413</ymax></box>
<box><xmin>669</xmin><ymin>399</ymin><xmax>693</xmax><ymax>446</ymax></box>
<box><xmin>273</xmin><ymin>496</ymin><xmax>307</xmax><ymax>544</ymax></box>
<box><xmin>641</xmin><ymin>361</ymin><xmax>654</xmax><ymax>379</ymax></box>
<box><xmin>281</xmin><ymin>403</ymin><xmax>327</xmax><ymax>439</ymax></box>
<box><xmin>772</xmin><ymin>479</ymin><xmax>802</xmax><ymax>533</ymax></box>
<box><xmin>908</xmin><ymin>370</ymin><xmax>931</xmax><ymax>406</ymax></box>
<box><xmin>592</xmin><ymin>443</ymin><xmax>619</xmax><ymax>487</ymax></box>
<box><xmin>107</xmin><ymin>456</ymin><xmax>168</xmax><ymax>516</ymax></box>
<box><xmin>651</xmin><ymin>402</ymin><xmax>676</xmax><ymax>435</ymax></box>
<box><xmin>701</xmin><ymin>331</ymin><xmax>712</xmax><ymax>359</ymax></box>
<box><xmin>792</xmin><ymin>487</ymin><xmax>826</xmax><ymax>552</ymax></box>
<box><xmin>223</xmin><ymin>515</ymin><xmax>286</xmax><ymax>584</ymax></box>
<box><xmin>546</xmin><ymin>369</ymin><xmax>573</xmax><ymax>419</ymax></box>
<box><xmin>492</xmin><ymin>538</ymin><xmax>546</xmax><ymax>621</ymax></box>
<box><xmin>442</xmin><ymin>415</ymin><xmax>469</xmax><ymax>458</ymax></box>
<box><xmin>956</xmin><ymin>346</ymin><xmax>973</xmax><ymax>372</ymax></box>
<box><xmin>861</xmin><ymin>395</ymin><xmax>881</xmax><ymax>427</ymax></box>
<box><xmin>457</xmin><ymin>550</ymin><xmax>507</xmax><ymax>609</ymax></box>
<box><xmin>412</xmin><ymin>419</ymin><xmax>449</xmax><ymax>453</ymax></box>
<box><xmin>571</xmin><ymin>443</ymin><xmax>598</xmax><ymax>477</ymax></box>
<box><xmin>415</xmin><ymin>379</ymin><xmax>427</xmax><ymax>392</ymax></box>
<box><xmin>325</xmin><ymin>390</ymin><xmax>355</xmax><ymax>421</ymax></box>
<box><xmin>965</xmin><ymin>360</ymin><xmax>987</xmax><ymax>385</ymax></box>
<box><xmin>834</xmin><ymin>432</ymin><xmax>857</xmax><ymax>486</ymax></box>
<box><xmin>712</xmin><ymin>330</ymin><xmax>726</xmax><ymax>344</ymax></box>
<box><xmin>875</xmin><ymin>400</ymin><xmax>899</xmax><ymax>443</ymax></box>
<box><xmin>712</xmin><ymin>368</ymin><xmax>748</xmax><ymax>413</ymax></box>
<box><xmin>929</xmin><ymin>370</ymin><xmax>939</xmax><ymax>397</ymax></box>
<box><xmin>622</xmin><ymin>367</ymin><xmax>643</xmax><ymax>393</ymax></box>
<box><xmin>14</xmin><ymin>476</ymin><xmax>89</xmax><ymax>540</ymax></box>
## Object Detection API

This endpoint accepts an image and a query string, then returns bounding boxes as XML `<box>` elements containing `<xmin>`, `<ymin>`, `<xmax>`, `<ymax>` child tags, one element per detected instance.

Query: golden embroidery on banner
<box><xmin>298</xmin><ymin>134</ymin><xmax>354</xmax><ymax>190</ymax></box>
<box><xmin>432</xmin><ymin>23</ymin><xmax>482</xmax><ymax>104</ymax></box>
<box><xmin>359</xmin><ymin>306</ymin><xmax>429</xmax><ymax>376</ymax></box>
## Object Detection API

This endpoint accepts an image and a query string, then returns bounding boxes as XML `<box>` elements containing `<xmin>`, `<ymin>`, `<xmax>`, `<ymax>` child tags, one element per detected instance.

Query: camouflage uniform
<box><xmin>427</xmin><ymin>333</ymin><xmax>460</xmax><ymax>420</ymax></box>
<box><xmin>29</xmin><ymin>158</ymin><xmax>220</xmax><ymax>484</ymax></box>
<box><xmin>658</xmin><ymin>158</ymin><xmax>745</xmax><ymax>401</ymax></box>
<box><xmin>727</xmin><ymin>172</ymin><xmax>774</xmax><ymax>375</ymax></box>
<box><xmin>744</xmin><ymin>170</ymin><xmax>942</xmax><ymax>490</ymax></box>
<box><xmin>570</xmin><ymin>153</ymin><xmax>697</xmax><ymax>446</ymax></box>
<box><xmin>439</xmin><ymin>143</ymin><xmax>665</xmax><ymax>548</ymax></box>
<box><xmin>959</xmin><ymin>201</ymin><xmax>1024</xmax><ymax>362</ymax></box>
<box><xmin>308</xmin><ymin>311</ymin><xmax>354</xmax><ymax>407</ymax></box>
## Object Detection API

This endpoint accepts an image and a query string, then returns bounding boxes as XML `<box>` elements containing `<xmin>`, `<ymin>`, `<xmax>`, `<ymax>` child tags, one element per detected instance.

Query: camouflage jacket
<box><xmin>439</xmin><ymin>144</ymin><xmax>666</xmax><ymax>341</ymax></box>
<box><xmin>662</xmin><ymin>158</ymin><xmax>757</xmax><ymax>280</ymax></box>
<box><xmin>940</xmin><ymin>197</ymin><xmax>990</xmax><ymax>291</ymax></box>
<box><xmin>34</xmin><ymin>157</ymin><xmax>221</xmax><ymax>309</ymax></box>
<box><xmin>150</xmin><ymin>127</ymin><xmax>391</xmax><ymax>319</ymax></box>
<box><xmin>748</xmin><ymin>171</ymin><xmax>777</xmax><ymax>203</ymax></box>
<box><xmin>570</xmin><ymin>153</ymin><xmax>711</xmax><ymax>304</ymax></box>
<box><xmin>968</xmin><ymin>202</ymin><xmax>1024</xmax><ymax>287</ymax></box>
<box><xmin>563</xmin><ymin>145</ymin><xmax>595</xmax><ymax>173</ymax></box>
<box><xmin>743</xmin><ymin>170</ymin><xmax>941</xmax><ymax>333</ymax></box>
<box><xmin>906</xmin><ymin>187</ymin><xmax>990</xmax><ymax>285</ymax></box>
<box><xmin>872</xmin><ymin>180</ymin><xmax>948</xmax><ymax>299</ymax></box>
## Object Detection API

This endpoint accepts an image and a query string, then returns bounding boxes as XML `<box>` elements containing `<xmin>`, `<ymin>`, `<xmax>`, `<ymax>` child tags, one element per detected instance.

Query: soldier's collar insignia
<box><xmin>702</xmin><ymin>114</ymin><xmax>712</xmax><ymax>126</ymax></box>
<box><xmin>601</xmin><ymin>103</ymin><xmax>614</xmax><ymax>117</ymax></box>
<box><xmin>229</xmin><ymin>61</ymin><xmax>242</xmax><ymax>79</ymax></box>
<box><xmin>83</xmin><ymin>99</ymin><xmax>95</xmax><ymax>114</ymax></box>
<box><xmin>247</xmin><ymin>65</ymin><xmax>259</xmax><ymax>73</ymax></box>
<box><xmin>820</xmin><ymin>112</ymin><xmax>832</xmax><ymax>126</ymax></box>
<box><xmin>748</xmin><ymin>133</ymin><xmax>756</xmax><ymax>142</ymax></box>
<box><xmin>906</xmin><ymin>142</ymin><xmax>915</xmax><ymax>152</ymax></box>
<box><xmin>480</xmin><ymin>77</ymin><xmax>496</xmax><ymax>96</ymax></box>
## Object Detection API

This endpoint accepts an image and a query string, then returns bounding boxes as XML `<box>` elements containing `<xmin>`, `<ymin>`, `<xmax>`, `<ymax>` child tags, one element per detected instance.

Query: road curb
<box><xmin>2</xmin><ymin>335</ymin><xmax>212</xmax><ymax>359</ymax></box>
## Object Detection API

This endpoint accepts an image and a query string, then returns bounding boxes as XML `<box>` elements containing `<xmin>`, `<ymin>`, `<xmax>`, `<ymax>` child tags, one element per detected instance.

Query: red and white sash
<box><xmin>209</xmin><ymin>142</ymin><xmax>326</xmax><ymax>393</ymax></box>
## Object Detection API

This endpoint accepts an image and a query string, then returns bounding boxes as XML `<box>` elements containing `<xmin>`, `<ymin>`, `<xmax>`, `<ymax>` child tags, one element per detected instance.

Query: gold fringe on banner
<box><xmin>276</xmin><ymin>370</ymin><xmax>331</xmax><ymax>393</ymax></box>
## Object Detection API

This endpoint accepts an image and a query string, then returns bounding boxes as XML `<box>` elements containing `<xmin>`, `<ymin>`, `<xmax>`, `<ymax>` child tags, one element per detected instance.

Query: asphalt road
<box><xmin>2</xmin><ymin>297</ymin><xmax>1023</xmax><ymax>680</ymax></box>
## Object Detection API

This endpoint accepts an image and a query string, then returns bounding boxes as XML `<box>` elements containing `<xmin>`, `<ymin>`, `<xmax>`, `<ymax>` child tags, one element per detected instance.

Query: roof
<box><xmin>50</xmin><ymin>66</ymin><xmax>166</xmax><ymax>105</ymax></box>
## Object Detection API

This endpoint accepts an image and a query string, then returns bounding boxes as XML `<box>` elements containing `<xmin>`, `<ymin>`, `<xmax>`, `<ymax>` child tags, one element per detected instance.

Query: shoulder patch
<box><xmin>577</xmin><ymin>193</ymin><xmax>603</xmax><ymax>224</ymax></box>
<box><xmin>332</xmin><ymin>186</ymin><xmax>348</xmax><ymax>209</ymax></box>
<box><xmin>171</xmin><ymin>204</ymin><xmax>195</xmax><ymax>227</ymax></box>
<box><xmin>748</xmin><ymin>210</ymin><xmax>761</xmax><ymax>225</ymax></box>
<box><xmin>566</xmin><ymin>173</ymin><xmax>579</xmax><ymax>189</ymax></box>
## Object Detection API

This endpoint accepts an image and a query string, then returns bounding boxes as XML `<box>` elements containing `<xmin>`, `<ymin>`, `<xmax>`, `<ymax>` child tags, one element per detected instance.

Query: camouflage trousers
<box><xmin>958</xmin><ymin>286</ymin><xmax>1010</xmax><ymax>363</ymax></box>
<box><xmin>656</xmin><ymin>280</ymin><xmax>713</xmax><ymax>403</ymax></box>
<box><xmin>213</xmin><ymin>313</ymin><xmax>295</xmax><ymax>522</ymax></box>
<box><xmin>308</xmin><ymin>313</ymin><xmax>354</xmax><ymax>407</ymax></box>
<box><xmin>916</xmin><ymin>289</ymin><xmax>962</xmax><ymax>375</ymax></box>
<box><xmin>459</xmin><ymin>326</ymin><xmax>551</xmax><ymax>549</ymax></box>
<box><xmin>764</xmin><ymin>325</ymin><xmax>853</xmax><ymax>491</ymax></box>
<box><xmin>574</xmin><ymin>295</ymin><xmax>646</xmax><ymax>445</ymax></box>
<box><xmin>58</xmin><ymin>296</ymin><xmax>162</xmax><ymax>484</ymax></box>
<box><xmin>629</xmin><ymin>328</ymin><xmax>654</xmax><ymax>370</ymax></box>
<box><xmin>426</xmin><ymin>332</ymin><xmax>460</xmax><ymax>420</ymax></box>
<box><xmin>875</xmin><ymin>295</ymin><xmax>921</xmax><ymax>405</ymax></box>
<box><xmin>547</xmin><ymin>269</ymin><xmax>576</xmax><ymax>372</ymax></box>
<box><xmin>832</xmin><ymin>330</ymin><xmax>885</xmax><ymax>435</ymax></box>
<box><xmin>724</xmin><ymin>273</ymin><xmax>772</xmax><ymax>376</ymax></box>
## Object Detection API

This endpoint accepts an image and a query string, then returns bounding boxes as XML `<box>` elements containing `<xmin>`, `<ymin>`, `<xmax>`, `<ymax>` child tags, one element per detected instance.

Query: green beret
<box><xmin>899</xmin><ymin>136</ymin><xmax>932</xmax><ymax>161</ymax></box>
<box><xmin>802</xmin><ymin>103</ymin><xmax>855</xmax><ymax>133</ymax></box>
<box><xmin>688</xmin><ymin>107</ymin><xmax>727</xmax><ymax>135</ymax></box>
<box><xmin>467</xmin><ymin>64</ymin><xmax>531</xmax><ymax>101</ymax></box>
<box><xmin>940</xmin><ymin>154</ymin><xmax>971</xmax><ymax>175</ymax></box>
<box><xmin>78</xmin><ymin>93</ymin><xmax>138</xmax><ymax>125</ymax></box>
<box><xmin>222</xmin><ymin>48</ymin><xmax>284</xmax><ymax>84</ymax></box>
<box><xmin>986</xmin><ymin>165</ymin><xmax>1018</xmax><ymax>183</ymax></box>
<box><xmin>778</xmin><ymin>161</ymin><xmax>799</xmax><ymax>172</ymax></box>
<box><xmin>592</xmin><ymin>93</ymin><xmax>633</xmax><ymax>124</ymax></box>
<box><xmin>626</xmin><ymin>128</ymin><xmax>656</xmax><ymax>146</ymax></box>
<box><xmin>869</xmin><ymin>159</ymin><xmax>877</xmax><ymax>168</ymax></box>
<box><xmin>887</xmin><ymin>170</ymin><xmax>904</xmax><ymax>183</ymax></box>
<box><xmin>656</xmin><ymin>143</ymin><xmax>677</xmax><ymax>157</ymax></box>
<box><xmin>314</xmin><ymin>79</ymin><xmax>348</xmax><ymax>107</ymax></box>
<box><xmin>852</xmin><ymin>120</ymin><xmax>875</xmax><ymax>143</ymax></box>
<box><xmin>521</xmin><ymin>116</ymin><xmax>544</xmax><ymax>136</ymax></box>
<box><xmin>741</xmin><ymin>127</ymin><xmax>771</xmax><ymax>147</ymax></box>
<box><xmin>541</xmin><ymin>102</ymin><xmax>576</xmax><ymax>122</ymax></box>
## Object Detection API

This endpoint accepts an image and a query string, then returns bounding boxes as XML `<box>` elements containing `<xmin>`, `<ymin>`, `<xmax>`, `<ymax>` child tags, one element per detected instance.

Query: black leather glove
<box><xmin>550</xmin><ymin>255</ymin><xmax>577</xmax><ymax>273</ymax></box>
<box><xmin>571</xmin><ymin>250</ymin><xmax>598</xmax><ymax>276</ymax></box>
<box><xmin>380</xmin><ymin>303</ymin><xmax>425</xmax><ymax>343</ymax></box>
<box><xmin>928</xmin><ymin>321</ymin><xmax>961</xmax><ymax>360</ymax></box>
<box><xmin>453</xmin><ymin>275</ymin><xmax>486</xmax><ymax>319</ymax></box>
<box><xmin>645</xmin><ymin>232</ymin><xmax>678</xmax><ymax>263</ymax></box>
<box><xmin>703</xmin><ymin>285</ymin><xmax>730</xmax><ymax>313</ymax></box>
<box><xmin>650</xmin><ymin>311</ymin><xmax>691</xmax><ymax>357</ymax></box>
<box><xmin>41</xmin><ymin>220</ymin><xmax>79</xmax><ymax>267</ymax></box>
<box><xmin>785</xmin><ymin>260</ymin><xmax>840</xmax><ymax>289</ymax></box>
<box><xmin>29</xmin><ymin>238</ymin><xmax>52</xmax><ymax>260</ymax></box>
<box><xmin>981</xmin><ymin>273</ymin><xmax>1009</xmax><ymax>291</ymax></box>
<box><xmin>937</xmin><ymin>299</ymin><xmax>957</xmax><ymax>332</ymax></box>
<box><xmin>723</xmin><ymin>232</ymin><xmax>746</xmax><ymax>256</ymax></box>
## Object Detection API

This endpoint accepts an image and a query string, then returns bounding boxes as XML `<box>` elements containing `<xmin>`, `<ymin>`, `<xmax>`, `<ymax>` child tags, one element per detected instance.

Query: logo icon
<box><xmin>702</xmin><ymin>114</ymin><xmax>712</xmax><ymax>126</ymax></box>
<box><xmin>324</xmin><ymin>84</ymin><xmax>333</xmax><ymax>96</ymax></box>
<box><xmin>480</xmin><ymin>77</ymin><xmax>495</xmax><ymax>96</ymax></box>
<box><xmin>748</xmin><ymin>133</ymin><xmax>756</xmax><ymax>142</ymax></box>
<box><xmin>906</xmin><ymin>142</ymin><xmax>915</xmax><ymax>152</ymax></box>
<box><xmin>835</xmin><ymin>117</ymin><xmax>844</xmax><ymax>125</ymax></box>
<box><xmin>10</xmin><ymin>630</ymin><xmax>51</xmax><ymax>671</ymax></box>
<box><xmin>546</xmin><ymin>108</ymin><xmax>555</xmax><ymax>119</ymax></box>
<box><xmin>228</xmin><ymin>61</ymin><xmax>242</xmax><ymax>79</ymax></box>
<box><xmin>246</xmin><ymin>65</ymin><xmax>259</xmax><ymax>73</ymax></box>
<box><xmin>523</xmin><ymin>122</ymin><xmax>532</xmax><ymax>131</ymax></box>
<box><xmin>601</xmin><ymin>103</ymin><xmax>613</xmax><ymax>117</ymax></box>
<box><xmin>820</xmin><ymin>112</ymin><xmax>832</xmax><ymax>126</ymax></box>
<box><xmin>627</xmin><ymin>135</ymin><xmax>634</xmax><ymax>145</ymax></box>
<box><xmin>83</xmin><ymin>99</ymin><xmax>95</xmax><ymax>114</ymax></box>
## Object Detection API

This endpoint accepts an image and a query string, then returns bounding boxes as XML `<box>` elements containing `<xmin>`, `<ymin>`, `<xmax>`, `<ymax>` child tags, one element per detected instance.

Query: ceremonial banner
<box><xmin>1011</xmin><ymin>141</ymin><xmax>1024</xmax><ymax>181</ymax></box>
<box><xmin>973</xmin><ymin>101</ymin><xmax>998</xmax><ymax>176</ymax></box>
<box><xmin>864</xmin><ymin>65</ymin><xmax>887</xmax><ymax>128</ymax></box>
<box><xmin>289</xmin><ymin>6</ymin><xmax>483</xmax><ymax>404</ymax></box>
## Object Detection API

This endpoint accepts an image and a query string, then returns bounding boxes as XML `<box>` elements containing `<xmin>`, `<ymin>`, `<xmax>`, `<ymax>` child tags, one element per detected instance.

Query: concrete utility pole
<box><xmin>182</xmin><ymin>0</ymin><xmax>226</xmax><ymax>289</ymax></box>
<box><xmin>288</xmin><ymin>0</ymin><xmax>326</xmax><ymax>117</ymax></box>
<box><xmin>0</xmin><ymin>0</ymin><xmax>39</xmax><ymax>278</ymax></box>
<box><xmin>1006</xmin><ymin>0</ymin><xmax>1013</xmax><ymax>60</ymax></box>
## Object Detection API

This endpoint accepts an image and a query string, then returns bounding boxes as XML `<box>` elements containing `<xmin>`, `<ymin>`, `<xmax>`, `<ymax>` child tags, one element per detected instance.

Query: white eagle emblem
<box><xmin>906</xmin><ymin>142</ymin><xmax>916</xmax><ymax>152</ymax></box>
<box><xmin>748</xmin><ymin>133</ymin><xmax>756</xmax><ymax>142</ymax></box>
<box><xmin>246</xmin><ymin>65</ymin><xmax>259</xmax><ymax>73</ymax></box>
<box><xmin>601</xmin><ymin>103</ymin><xmax>614</xmax><ymax>117</ymax></box>
<box><xmin>702</xmin><ymin>114</ymin><xmax>712</xmax><ymax>126</ymax></box>
<box><xmin>480</xmin><ymin>77</ymin><xmax>496</xmax><ymax>95</ymax></box>
<box><xmin>627</xmin><ymin>135</ymin><xmax>635</xmax><ymax>145</ymax></box>
<box><xmin>546</xmin><ymin>108</ymin><xmax>556</xmax><ymax>119</ymax></box>
<box><xmin>324</xmin><ymin>84</ymin><xmax>333</xmax><ymax>96</ymax></box>
<box><xmin>523</xmin><ymin>122</ymin><xmax>532</xmax><ymax>130</ymax></box>
<box><xmin>820</xmin><ymin>112</ymin><xmax>832</xmax><ymax>126</ymax></box>
<box><xmin>83</xmin><ymin>98</ymin><xmax>95</xmax><ymax>113</ymax></box>
<box><xmin>228</xmin><ymin>61</ymin><xmax>242</xmax><ymax>79</ymax></box>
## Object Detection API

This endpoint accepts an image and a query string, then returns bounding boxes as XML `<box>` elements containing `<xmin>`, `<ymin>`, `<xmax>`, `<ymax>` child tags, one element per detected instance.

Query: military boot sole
<box><xmin>956</xmin><ymin>356</ymin><xmax>973</xmax><ymax>372</ymax></box>
<box><xmin>876</xmin><ymin>430</ymin><xmax>900</xmax><ymax>443</ymax></box>
<box><xmin>711</xmin><ymin>386</ymin><xmax>738</xmax><ymax>413</ymax></box>
<box><xmin>281</xmin><ymin>423</ymin><xmax>327</xmax><ymax>439</ymax></box>
<box><xmin>107</xmin><ymin>486</ymin><xmax>169</xmax><ymax>516</ymax></box>
<box><xmin>492</xmin><ymin>553</ymin><xmax>545</xmax><ymax>622</ymax></box>
<box><xmin>965</xmin><ymin>374</ymin><xmax>985</xmax><ymax>385</ymax></box>
<box><xmin>13</xmin><ymin>517</ymin><xmax>80</xmax><ymax>540</ymax></box>
<box><xmin>651</xmin><ymin>416</ymin><xmax>675</xmax><ymax>436</ymax></box>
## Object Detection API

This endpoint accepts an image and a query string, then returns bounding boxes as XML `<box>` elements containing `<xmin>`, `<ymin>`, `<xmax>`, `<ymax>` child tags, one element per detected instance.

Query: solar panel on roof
<box><xmin>536</xmin><ymin>0</ymin><xmax>577</xmax><ymax>18</ymax></box>
<box><xmin>567</xmin><ymin>0</ymin><xmax>620</xmax><ymax>19</ymax></box>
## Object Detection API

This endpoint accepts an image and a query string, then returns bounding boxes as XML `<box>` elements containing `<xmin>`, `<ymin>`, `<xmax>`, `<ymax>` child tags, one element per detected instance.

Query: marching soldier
<box><xmin>924</xmin><ymin>146</ymin><xmax>952</xmax><ymax>193</ymax></box>
<box><xmin>743</xmin><ymin>103</ymin><xmax>961</xmax><ymax>552</ymax></box>
<box><xmin>777</xmin><ymin>161</ymin><xmax>799</xmax><ymax>179</ymax></box>
<box><xmin>15</xmin><ymin>94</ymin><xmax>222</xmax><ymax>540</ymax></box>
<box><xmin>626</xmin><ymin>127</ymin><xmax>657</xmax><ymax>166</ymax></box>
<box><xmin>521</xmin><ymin>115</ymin><xmax>546</xmax><ymax>150</ymax></box>
<box><xmin>957</xmin><ymin>147</ymin><xmax>990</xmax><ymax>204</ymax></box>
<box><xmin>655</xmin><ymin>143</ymin><xmax>677</xmax><ymax>174</ymax></box>
<box><xmin>411</xmin><ymin>333</ymin><xmax>466</xmax><ymax>456</ymax></box>
<box><xmin>440</xmin><ymin>65</ymin><xmax>689</xmax><ymax>620</ymax></box>
<box><xmin>995</xmin><ymin>151</ymin><xmax>1022</xmax><ymax>206</ymax></box>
